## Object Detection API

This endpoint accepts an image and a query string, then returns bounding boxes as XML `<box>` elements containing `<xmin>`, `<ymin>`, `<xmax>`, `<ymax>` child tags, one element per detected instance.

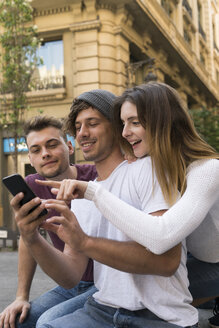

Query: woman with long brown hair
<box><xmin>82</xmin><ymin>82</ymin><xmax>219</xmax><ymax>260</ymax></box>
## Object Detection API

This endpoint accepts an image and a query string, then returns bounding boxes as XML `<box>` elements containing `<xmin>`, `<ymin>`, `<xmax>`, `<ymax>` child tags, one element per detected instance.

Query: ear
<box><xmin>67</xmin><ymin>140</ymin><xmax>74</xmax><ymax>155</ymax></box>
<box><xmin>28</xmin><ymin>153</ymin><xmax>34</xmax><ymax>167</ymax></box>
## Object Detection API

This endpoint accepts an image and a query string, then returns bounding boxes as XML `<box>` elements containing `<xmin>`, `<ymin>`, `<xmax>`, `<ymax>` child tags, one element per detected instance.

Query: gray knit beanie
<box><xmin>77</xmin><ymin>89</ymin><xmax>116</xmax><ymax>121</ymax></box>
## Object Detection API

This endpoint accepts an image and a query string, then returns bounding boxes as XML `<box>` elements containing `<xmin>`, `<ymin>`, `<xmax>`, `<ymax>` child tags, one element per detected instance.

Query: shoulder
<box><xmin>186</xmin><ymin>159</ymin><xmax>219</xmax><ymax>199</ymax></box>
<box><xmin>187</xmin><ymin>159</ymin><xmax>219</xmax><ymax>180</ymax></box>
<box><xmin>75</xmin><ymin>164</ymin><xmax>97</xmax><ymax>181</ymax></box>
<box><xmin>128</xmin><ymin>156</ymin><xmax>152</xmax><ymax>167</ymax></box>
<box><xmin>126</xmin><ymin>157</ymin><xmax>158</xmax><ymax>189</ymax></box>
<box><xmin>127</xmin><ymin>157</ymin><xmax>153</xmax><ymax>176</ymax></box>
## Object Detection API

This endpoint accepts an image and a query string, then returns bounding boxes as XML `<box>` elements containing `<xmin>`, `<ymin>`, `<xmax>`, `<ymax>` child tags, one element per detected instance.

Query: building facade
<box><xmin>0</xmin><ymin>0</ymin><xmax>219</xmax><ymax>227</ymax></box>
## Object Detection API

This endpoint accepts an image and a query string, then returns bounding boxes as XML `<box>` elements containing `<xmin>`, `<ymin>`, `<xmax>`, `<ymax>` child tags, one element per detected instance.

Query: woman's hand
<box><xmin>36</xmin><ymin>179</ymin><xmax>88</xmax><ymax>201</ymax></box>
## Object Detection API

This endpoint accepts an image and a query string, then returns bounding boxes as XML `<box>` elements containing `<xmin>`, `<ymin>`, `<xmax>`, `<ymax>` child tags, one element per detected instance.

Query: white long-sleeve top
<box><xmin>85</xmin><ymin>158</ymin><xmax>219</xmax><ymax>262</ymax></box>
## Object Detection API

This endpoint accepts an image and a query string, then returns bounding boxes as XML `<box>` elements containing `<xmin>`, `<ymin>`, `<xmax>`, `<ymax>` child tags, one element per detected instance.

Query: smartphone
<box><xmin>2</xmin><ymin>173</ymin><xmax>48</xmax><ymax>218</ymax></box>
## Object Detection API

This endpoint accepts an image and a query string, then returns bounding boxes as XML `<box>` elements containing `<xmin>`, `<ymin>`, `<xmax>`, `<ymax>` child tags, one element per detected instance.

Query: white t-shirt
<box><xmin>71</xmin><ymin>158</ymin><xmax>198</xmax><ymax>326</ymax></box>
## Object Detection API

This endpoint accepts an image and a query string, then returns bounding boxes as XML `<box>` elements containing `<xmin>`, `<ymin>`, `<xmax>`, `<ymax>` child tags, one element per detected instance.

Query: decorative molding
<box><xmin>157</xmin><ymin>50</ymin><xmax>168</xmax><ymax>63</ymax></box>
<box><xmin>213</xmin><ymin>48</ymin><xmax>219</xmax><ymax>65</ymax></box>
<box><xmin>199</xmin><ymin>35</ymin><xmax>209</xmax><ymax>53</ymax></box>
<box><xmin>172</xmin><ymin>64</ymin><xmax>180</xmax><ymax>79</ymax></box>
<box><xmin>96</xmin><ymin>0</ymin><xmax>116</xmax><ymax>12</ymax></box>
<box><xmin>34</xmin><ymin>5</ymin><xmax>72</xmax><ymax>17</ymax></box>
<box><xmin>183</xmin><ymin>8</ymin><xmax>196</xmax><ymax>33</ymax></box>
<box><xmin>26</xmin><ymin>88</ymin><xmax>66</xmax><ymax>103</ymax></box>
<box><xmin>113</xmin><ymin>25</ymin><xmax>145</xmax><ymax>54</ymax></box>
<box><xmin>199</xmin><ymin>33</ymin><xmax>207</xmax><ymax>48</ymax></box>
<box><xmin>70</xmin><ymin>19</ymin><xmax>101</xmax><ymax>32</ymax></box>
<box><xmin>119</xmin><ymin>13</ymin><xmax>133</xmax><ymax>28</ymax></box>
<box><xmin>143</xmin><ymin>33</ymin><xmax>152</xmax><ymax>50</ymax></box>
<box><xmin>181</xmin><ymin>76</ymin><xmax>190</xmax><ymax>87</ymax></box>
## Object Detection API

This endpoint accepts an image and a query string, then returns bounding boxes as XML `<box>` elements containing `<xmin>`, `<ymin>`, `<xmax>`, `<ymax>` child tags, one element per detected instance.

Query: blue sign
<box><xmin>3</xmin><ymin>135</ymin><xmax>75</xmax><ymax>153</ymax></box>
<box><xmin>3</xmin><ymin>137</ymin><xmax>28</xmax><ymax>153</ymax></box>
<box><xmin>67</xmin><ymin>135</ymin><xmax>75</xmax><ymax>146</ymax></box>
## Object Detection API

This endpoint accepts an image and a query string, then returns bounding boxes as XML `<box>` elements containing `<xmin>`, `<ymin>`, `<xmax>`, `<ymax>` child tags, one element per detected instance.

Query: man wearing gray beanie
<box><xmin>77</xmin><ymin>89</ymin><xmax>116</xmax><ymax>121</ymax></box>
<box><xmin>66</xmin><ymin>89</ymin><xmax>116</xmax><ymax>138</ymax></box>
<box><xmin>14</xmin><ymin>89</ymin><xmax>184</xmax><ymax>328</ymax></box>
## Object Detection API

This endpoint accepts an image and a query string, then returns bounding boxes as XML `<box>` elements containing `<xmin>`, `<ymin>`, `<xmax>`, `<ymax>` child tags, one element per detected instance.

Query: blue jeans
<box><xmin>16</xmin><ymin>281</ymin><xmax>96</xmax><ymax>328</ymax></box>
<box><xmin>187</xmin><ymin>255</ymin><xmax>219</xmax><ymax>299</ymax></box>
<box><xmin>37</xmin><ymin>296</ymin><xmax>198</xmax><ymax>328</ymax></box>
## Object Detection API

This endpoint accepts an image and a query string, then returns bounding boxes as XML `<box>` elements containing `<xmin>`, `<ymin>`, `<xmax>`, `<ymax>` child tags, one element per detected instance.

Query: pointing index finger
<box><xmin>35</xmin><ymin>179</ymin><xmax>61</xmax><ymax>189</ymax></box>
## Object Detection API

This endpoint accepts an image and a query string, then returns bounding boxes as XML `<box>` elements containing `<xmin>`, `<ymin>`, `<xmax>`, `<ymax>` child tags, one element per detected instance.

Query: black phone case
<box><xmin>2</xmin><ymin>174</ymin><xmax>48</xmax><ymax>217</ymax></box>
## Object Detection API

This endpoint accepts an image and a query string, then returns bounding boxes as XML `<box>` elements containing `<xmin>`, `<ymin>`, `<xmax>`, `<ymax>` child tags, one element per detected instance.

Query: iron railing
<box><xmin>31</xmin><ymin>75</ymin><xmax>66</xmax><ymax>91</ymax></box>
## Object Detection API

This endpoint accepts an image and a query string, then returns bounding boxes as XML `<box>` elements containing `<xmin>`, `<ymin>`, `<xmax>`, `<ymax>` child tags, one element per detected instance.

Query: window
<box><xmin>198</xmin><ymin>2</ymin><xmax>202</xmax><ymax>27</ymax></box>
<box><xmin>161</xmin><ymin>0</ymin><xmax>178</xmax><ymax>21</ymax></box>
<box><xmin>25</xmin><ymin>164</ymin><xmax>36</xmax><ymax>176</ymax></box>
<box><xmin>183</xmin><ymin>0</ymin><xmax>192</xmax><ymax>18</ymax></box>
<box><xmin>184</xmin><ymin>29</ymin><xmax>191</xmax><ymax>45</ymax></box>
<box><xmin>161</xmin><ymin>0</ymin><xmax>172</xmax><ymax>17</ymax></box>
<box><xmin>213</xmin><ymin>19</ymin><xmax>218</xmax><ymax>51</ymax></box>
<box><xmin>200</xmin><ymin>52</ymin><xmax>205</xmax><ymax>66</ymax></box>
<box><xmin>32</xmin><ymin>39</ymin><xmax>64</xmax><ymax>90</ymax></box>
<box><xmin>198</xmin><ymin>2</ymin><xmax>206</xmax><ymax>40</ymax></box>
<box><xmin>39</xmin><ymin>40</ymin><xmax>63</xmax><ymax>78</ymax></box>
<box><xmin>216</xmin><ymin>70</ymin><xmax>219</xmax><ymax>84</ymax></box>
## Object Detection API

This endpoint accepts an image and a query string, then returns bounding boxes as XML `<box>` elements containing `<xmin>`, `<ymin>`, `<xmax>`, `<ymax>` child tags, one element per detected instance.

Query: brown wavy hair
<box><xmin>64</xmin><ymin>99</ymin><xmax>91</xmax><ymax>137</ymax></box>
<box><xmin>113</xmin><ymin>82</ymin><xmax>219</xmax><ymax>205</ymax></box>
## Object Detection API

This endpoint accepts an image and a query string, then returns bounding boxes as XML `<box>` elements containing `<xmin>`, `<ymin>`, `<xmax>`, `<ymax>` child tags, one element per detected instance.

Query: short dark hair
<box><xmin>24</xmin><ymin>116</ymin><xmax>67</xmax><ymax>141</ymax></box>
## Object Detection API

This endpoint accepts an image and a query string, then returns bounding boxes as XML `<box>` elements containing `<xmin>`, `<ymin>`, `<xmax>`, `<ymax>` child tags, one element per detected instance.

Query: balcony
<box><xmin>30</xmin><ymin>75</ymin><xmax>65</xmax><ymax>91</ymax></box>
<box><xmin>0</xmin><ymin>74</ymin><xmax>66</xmax><ymax>105</ymax></box>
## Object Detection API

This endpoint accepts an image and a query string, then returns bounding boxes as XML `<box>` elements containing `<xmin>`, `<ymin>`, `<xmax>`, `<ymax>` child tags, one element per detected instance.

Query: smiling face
<box><xmin>121</xmin><ymin>101</ymin><xmax>149</xmax><ymax>158</ymax></box>
<box><xmin>75</xmin><ymin>107</ymin><xmax>115</xmax><ymax>163</ymax></box>
<box><xmin>27</xmin><ymin>126</ymin><xmax>73</xmax><ymax>179</ymax></box>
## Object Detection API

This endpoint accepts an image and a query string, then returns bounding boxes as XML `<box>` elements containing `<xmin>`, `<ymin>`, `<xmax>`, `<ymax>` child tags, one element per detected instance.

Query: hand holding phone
<box><xmin>2</xmin><ymin>173</ymin><xmax>48</xmax><ymax>218</ymax></box>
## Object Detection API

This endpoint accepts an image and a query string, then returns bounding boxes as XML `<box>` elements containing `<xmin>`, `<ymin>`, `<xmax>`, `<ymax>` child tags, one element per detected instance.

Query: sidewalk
<box><xmin>0</xmin><ymin>251</ymin><xmax>213</xmax><ymax>327</ymax></box>
<box><xmin>0</xmin><ymin>251</ymin><xmax>56</xmax><ymax>312</ymax></box>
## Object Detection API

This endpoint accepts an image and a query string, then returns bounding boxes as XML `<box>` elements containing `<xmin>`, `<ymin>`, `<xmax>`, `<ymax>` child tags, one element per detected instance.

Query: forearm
<box><xmin>22</xmin><ymin>233</ymin><xmax>83</xmax><ymax>289</ymax></box>
<box><xmin>85</xmin><ymin>160</ymin><xmax>219</xmax><ymax>254</ymax></box>
<box><xmin>82</xmin><ymin>237</ymin><xmax>181</xmax><ymax>276</ymax></box>
<box><xmin>16</xmin><ymin>237</ymin><xmax>37</xmax><ymax>300</ymax></box>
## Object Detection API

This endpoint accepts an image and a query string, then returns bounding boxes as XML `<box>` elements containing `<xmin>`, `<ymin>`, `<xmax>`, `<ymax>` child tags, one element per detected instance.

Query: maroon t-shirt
<box><xmin>25</xmin><ymin>164</ymin><xmax>97</xmax><ymax>282</ymax></box>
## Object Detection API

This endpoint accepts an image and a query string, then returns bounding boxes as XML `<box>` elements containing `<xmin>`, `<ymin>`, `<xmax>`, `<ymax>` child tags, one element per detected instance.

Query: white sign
<box><xmin>0</xmin><ymin>231</ymin><xmax>8</xmax><ymax>238</ymax></box>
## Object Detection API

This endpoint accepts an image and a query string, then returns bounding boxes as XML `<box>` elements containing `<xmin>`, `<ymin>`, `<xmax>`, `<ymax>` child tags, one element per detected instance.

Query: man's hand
<box><xmin>42</xmin><ymin>199</ymin><xmax>88</xmax><ymax>252</ymax></box>
<box><xmin>36</xmin><ymin>179</ymin><xmax>88</xmax><ymax>202</ymax></box>
<box><xmin>10</xmin><ymin>192</ymin><xmax>47</xmax><ymax>244</ymax></box>
<box><xmin>0</xmin><ymin>298</ymin><xmax>30</xmax><ymax>328</ymax></box>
